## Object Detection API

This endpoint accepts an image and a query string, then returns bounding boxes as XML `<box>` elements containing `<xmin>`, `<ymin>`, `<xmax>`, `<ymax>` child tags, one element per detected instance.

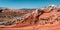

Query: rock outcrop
<box><xmin>0</xmin><ymin>5</ymin><xmax>60</xmax><ymax>30</ymax></box>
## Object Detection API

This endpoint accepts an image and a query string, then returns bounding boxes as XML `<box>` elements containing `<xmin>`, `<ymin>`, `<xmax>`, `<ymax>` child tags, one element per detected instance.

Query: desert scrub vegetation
<box><xmin>55</xmin><ymin>16</ymin><xmax>60</xmax><ymax>21</ymax></box>
<box><xmin>40</xmin><ymin>17</ymin><xmax>50</xmax><ymax>21</ymax></box>
<box><xmin>7</xmin><ymin>15</ymin><xmax>13</xmax><ymax>19</ymax></box>
<box><xmin>3</xmin><ymin>21</ymin><xmax>15</xmax><ymax>26</ymax></box>
<box><xmin>0</xmin><ymin>20</ymin><xmax>5</xmax><ymax>22</ymax></box>
<box><xmin>0</xmin><ymin>15</ymin><xmax>6</xmax><ymax>18</ymax></box>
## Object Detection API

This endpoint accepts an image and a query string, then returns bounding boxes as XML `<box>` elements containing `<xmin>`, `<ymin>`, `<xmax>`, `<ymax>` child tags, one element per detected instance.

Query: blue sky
<box><xmin>0</xmin><ymin>0</ymin><xmax>60</xmax><ymax>9</ymax></box>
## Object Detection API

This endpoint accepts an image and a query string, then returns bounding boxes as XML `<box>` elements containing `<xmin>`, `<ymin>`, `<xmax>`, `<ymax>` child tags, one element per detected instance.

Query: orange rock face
<box><xmin>0</xmin><ymin>6</ymin><xmax>60</xmax><ymax>30</ymax></box>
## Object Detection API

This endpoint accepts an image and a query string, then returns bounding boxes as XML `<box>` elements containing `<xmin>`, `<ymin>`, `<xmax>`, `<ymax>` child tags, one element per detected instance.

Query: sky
<box><xmin>0</xmin><ymin>0</ymin><xmax>60</xmax><ymax>9</ymax></box>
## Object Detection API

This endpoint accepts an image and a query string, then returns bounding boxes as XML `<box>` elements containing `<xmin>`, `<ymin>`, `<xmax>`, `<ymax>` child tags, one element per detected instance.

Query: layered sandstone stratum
<box><xmin>0</xmin><ymin>5</ymin><xmax>60</xmax><ymax>30</ymax></box>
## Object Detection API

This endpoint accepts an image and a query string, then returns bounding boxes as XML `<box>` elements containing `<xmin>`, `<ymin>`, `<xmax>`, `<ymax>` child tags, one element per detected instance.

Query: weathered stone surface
<box><xmin>0</xmin><ymin>5</ymin><xmax>60</xmax><ymax>30</ymax></box>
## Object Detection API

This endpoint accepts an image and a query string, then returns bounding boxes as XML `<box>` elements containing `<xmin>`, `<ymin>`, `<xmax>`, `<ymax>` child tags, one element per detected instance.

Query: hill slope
<box><xmin>0</xmin><ymin>5</ymin><xmax>60</xmax><ymax>30</ymax></box>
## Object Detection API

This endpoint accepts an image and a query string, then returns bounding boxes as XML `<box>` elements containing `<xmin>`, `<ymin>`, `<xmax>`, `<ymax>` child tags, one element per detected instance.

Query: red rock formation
<box><xmin>0</xmin><ymin>8</ymin><xmax>34</xmax><ymax>21</ymax></box>
<box><xmin>0</xmin><ymin>5</ymin><xmax>60</xmax><ymax>30</ymax></box>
